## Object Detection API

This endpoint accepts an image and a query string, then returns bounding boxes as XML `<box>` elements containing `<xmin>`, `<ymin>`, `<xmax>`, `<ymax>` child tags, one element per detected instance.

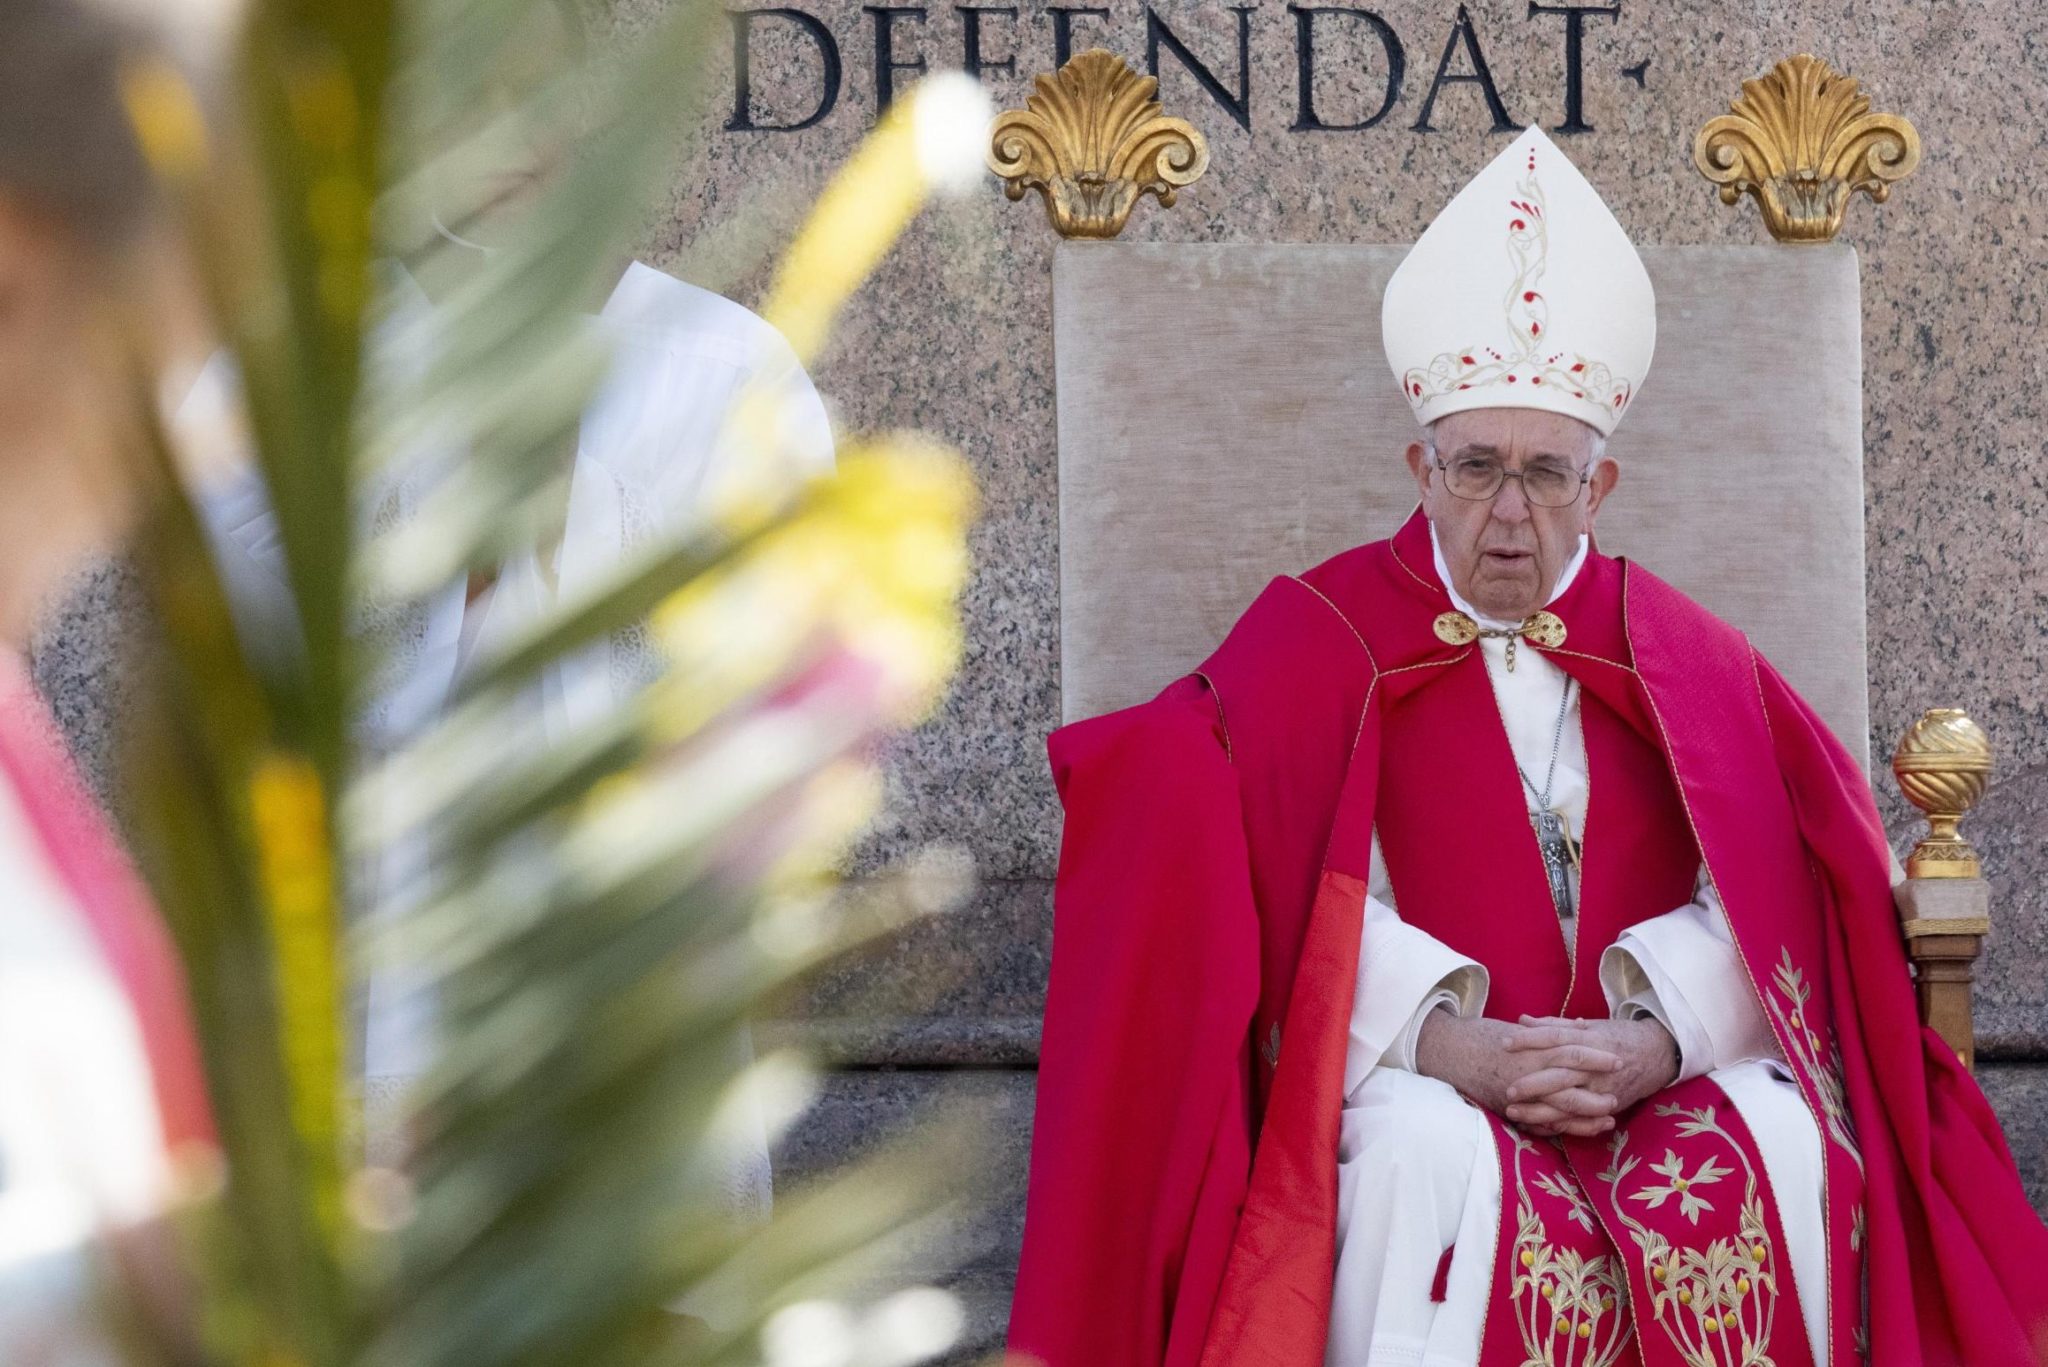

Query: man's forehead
<box><xmin>1434</xmin><ymin>408</ymin><xmax>1602</xmax><ymax>458</ymax></box>
<box><xmin>1441</xmin><ymin>441</ymin><xmax>1581</xmax><ymax>464</ymax></box>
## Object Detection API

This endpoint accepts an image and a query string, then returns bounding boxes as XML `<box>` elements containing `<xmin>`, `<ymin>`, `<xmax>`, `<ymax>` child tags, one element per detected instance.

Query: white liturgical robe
<box><xmin>1324</xmin><ymin>524</ymin><xmax>1828</xmax><ymax>1367</ymax></box>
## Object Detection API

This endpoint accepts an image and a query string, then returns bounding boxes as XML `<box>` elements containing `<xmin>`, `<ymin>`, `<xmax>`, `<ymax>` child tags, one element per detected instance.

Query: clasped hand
<box><xmin>1413</xmin><ymin>1011</ymin><xmax>1680</xmax><ymax>1138</ymax></box>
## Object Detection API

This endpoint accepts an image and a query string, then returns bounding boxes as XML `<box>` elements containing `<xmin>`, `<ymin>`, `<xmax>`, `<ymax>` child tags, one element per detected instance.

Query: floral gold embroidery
<box><xmin>1768</xmin><ymin>949</ymin><xmax>1871</xmax><ymax>1358</ymax></box>
<box><xmin>1510</xmin><ymin>1134</ymin><xmax>1632</xmax><ymax>1366</ymax></box>
<box><xmin>1533</xmin><ymin>1169</ymin><xmax>1598</xmax><ymax>1233</ymax></box>
<box><xmin>1630</xmin><ymin>1150</ymin><xmax>1734</xmax><ymax>1223</ymax></box>
<box><xmin>1768</xmin><ymin>949</ymin><xmax>1863</xmax><ymax>1173</ymax></box>
<box><xmin>1599</xmin><ymin>1105</ymin><xmax>1785</xmax><ymax>1367</ymax></box>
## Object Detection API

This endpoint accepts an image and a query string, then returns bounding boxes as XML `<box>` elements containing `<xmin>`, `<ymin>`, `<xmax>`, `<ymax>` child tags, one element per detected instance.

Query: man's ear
<box><xmin>1405</xmin><ymin>439</ymin><xmax>1432</xmax><ymax>500</ymax></box>
<box><xmin>1584</xmin><ymin>456</ymin><xmax>1619</xmax><ymax>521</ymax></box>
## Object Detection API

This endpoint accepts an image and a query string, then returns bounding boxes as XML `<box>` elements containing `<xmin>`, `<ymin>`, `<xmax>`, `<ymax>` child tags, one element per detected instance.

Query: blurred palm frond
<box><xmin>111</xmin><ymin>0</ymin><xmax>991</xmax><ymax>1363</ymax></box>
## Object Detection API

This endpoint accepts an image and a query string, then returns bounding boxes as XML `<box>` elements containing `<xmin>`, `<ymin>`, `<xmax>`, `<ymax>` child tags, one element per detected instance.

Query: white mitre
<box><xmin>1382</xmin><ymin>126</ymin><xmax>1655</xmax><ymax>438</ymax></box>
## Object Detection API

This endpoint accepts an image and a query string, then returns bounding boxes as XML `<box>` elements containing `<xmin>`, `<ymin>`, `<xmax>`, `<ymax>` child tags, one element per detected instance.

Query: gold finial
<box><xmin>1892</xmin><ymin>708</ymin><xmax>1992</xmax><ymax>879</ymax></box>
<box><xmin>986</xmin><ymin>49</ymin><xmax>1210</xmax><ymax>240</ymax></box>
<box><xmin>1693</xmin><ymin>54</ymin><xmax>1921</xmax><ymax>243</ymax></box>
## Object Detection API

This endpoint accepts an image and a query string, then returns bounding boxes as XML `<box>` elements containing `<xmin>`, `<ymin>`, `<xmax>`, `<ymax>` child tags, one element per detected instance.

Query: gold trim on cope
<box><xmin>1892</xmin><ymin>708</ymin><xmax>1992</xmax><ymax>879</ymax></box>
<box><xmin>986</xmin><ymin>49</ymin><xmax>1210</xmax><ymax>240</ymax></box>
<box><xmin>1693</xmin><ymin>54</ymin><xmax>1921</xmax><ymax>243</ymax></box>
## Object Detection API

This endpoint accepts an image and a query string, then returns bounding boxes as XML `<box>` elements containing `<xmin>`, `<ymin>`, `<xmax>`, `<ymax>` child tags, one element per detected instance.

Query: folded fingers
<box><xmin>1505</xmin><ymin>1027</ymin><xmax>1619</xmax><ymax>1062</ymax></box>
<box><xmin>1504</xmin><ymin>1099</ymin><xmax>1615</xmax><ymax>1136</ymax></box>
<box><xmin>1506</xmin><ymin>1087</ymin><xmax>1616</xmax><ymax>1122</ymax></box>
<box><xmin>1507</xmin><ymin>1065</ymin><xmax>1604</xmax><ymax>1101</ymax></box>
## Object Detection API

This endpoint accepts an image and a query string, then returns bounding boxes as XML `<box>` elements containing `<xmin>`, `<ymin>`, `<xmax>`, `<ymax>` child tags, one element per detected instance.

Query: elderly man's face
<box><xmin>1405</xmin><ymin>407</ymin><xmax>1617</xmax><ymax>622</ymax></box>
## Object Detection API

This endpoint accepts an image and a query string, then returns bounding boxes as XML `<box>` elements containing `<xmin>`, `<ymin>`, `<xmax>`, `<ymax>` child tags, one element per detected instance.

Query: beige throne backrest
<box><xmin>1054</xmin><ymin>241</ymin><xmax>1871</xmax><ymax>772</ymax></box>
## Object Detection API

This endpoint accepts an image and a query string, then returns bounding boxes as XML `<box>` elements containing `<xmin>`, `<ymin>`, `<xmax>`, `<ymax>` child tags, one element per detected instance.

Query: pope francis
<box><xmin>1005</xmin><ymin>130</ymin><xmax>2048</xmax><ymax>1367</ymax></box>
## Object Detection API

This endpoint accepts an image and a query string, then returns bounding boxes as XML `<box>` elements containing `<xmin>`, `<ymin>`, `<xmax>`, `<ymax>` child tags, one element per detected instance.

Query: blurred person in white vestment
<box><xmin>184</xmin><ymin>0</ymin><xmax>834</xmax><ymax>1233</ymax></box>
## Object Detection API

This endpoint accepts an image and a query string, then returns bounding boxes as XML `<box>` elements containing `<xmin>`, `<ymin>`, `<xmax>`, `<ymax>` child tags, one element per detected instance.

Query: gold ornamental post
<box><xmin>1892</xmin><ymin>708</ymin><xmax>1994</xmax><ymax>1066</ymax></box>
<box><xmin>1893</xmin><ymin>708</ymin><xmax>1993</xmax><ymax>880</ymax></box>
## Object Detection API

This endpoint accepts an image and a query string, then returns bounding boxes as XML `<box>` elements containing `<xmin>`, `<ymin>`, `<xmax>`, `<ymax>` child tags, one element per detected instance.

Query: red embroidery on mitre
<box><xmin>1400</xmin><ymin>144</ymin><xmax>1634</xmax><ymax>428</ymax></box>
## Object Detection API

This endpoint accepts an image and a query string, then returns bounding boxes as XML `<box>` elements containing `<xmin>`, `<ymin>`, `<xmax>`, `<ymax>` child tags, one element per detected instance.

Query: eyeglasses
<box><xmin>1428</xmin><ymin>453</ymin><xmax>1591</xmax><ymax>508</ymax></box>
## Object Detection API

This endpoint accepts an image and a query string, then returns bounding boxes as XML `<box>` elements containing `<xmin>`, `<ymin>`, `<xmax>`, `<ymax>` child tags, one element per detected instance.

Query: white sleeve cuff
<box><xmin>1344</xmin><ymin>895</ymin><xmax>1488</xmax><ymax>1097</ymax></box>
<box><xmin>1599</xmin><ymin>878</ymin><xmax>1779</xmax><ymax>1083</ymax></box>
<box><xmin>1600</xmin><ymin>951</ymin><xmax>1698</xmax><ymax>1077</ymax></box>
<box><xmin>1384</xmin><ymin>975</ymin><xmax>1487</xmax><ymax>1074</ymax></box>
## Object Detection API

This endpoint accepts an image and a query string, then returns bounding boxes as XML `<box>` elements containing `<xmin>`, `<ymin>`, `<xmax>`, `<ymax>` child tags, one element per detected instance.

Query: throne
<box><xmin>992</xmin><ymin>52</ymin><xmax>1993</xmax><ymax>1063</ymax></box>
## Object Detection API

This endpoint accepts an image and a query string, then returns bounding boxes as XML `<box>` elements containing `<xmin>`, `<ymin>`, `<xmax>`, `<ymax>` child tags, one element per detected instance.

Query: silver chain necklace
<box><xmin>1517</xmin><ymin>676</ymin><xmax>1580</xmax><ymax>917</ymax></box>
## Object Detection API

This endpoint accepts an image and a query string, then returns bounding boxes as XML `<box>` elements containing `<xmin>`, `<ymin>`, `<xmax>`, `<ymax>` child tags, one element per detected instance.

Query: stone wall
<box><xmin>658</xmin><ymin>0</ymin><xmax>2048</xmax><ymax>1351</ymax></box>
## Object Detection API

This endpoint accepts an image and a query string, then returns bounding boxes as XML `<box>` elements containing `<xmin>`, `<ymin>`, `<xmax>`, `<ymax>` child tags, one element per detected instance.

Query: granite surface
<box><xmin>775</xmin><ymin>1069</ymin><xmax>1033</xmax><ymax>1362</ymax></box>
<box><xmin>27</xmin><ymin>559</ymin><xmax>143</xmax><ymax>817</ymax></box>
<box><xmin>1982</xmin><ymin>1063</ymin><xmax>2048</xmax><ymax>1213</ymax></box>
<box><xmin>775</xmin><ymin>876</ymin><xmax>1052</xmax><ymax>1064</ymax></box>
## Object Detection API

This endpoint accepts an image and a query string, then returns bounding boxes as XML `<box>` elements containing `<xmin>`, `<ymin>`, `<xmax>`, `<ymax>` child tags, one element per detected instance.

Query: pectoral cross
<box><xmin>1531</xmin><ymin>806</ymin><xmax>1580</xmax><ymax>918</ymax></box>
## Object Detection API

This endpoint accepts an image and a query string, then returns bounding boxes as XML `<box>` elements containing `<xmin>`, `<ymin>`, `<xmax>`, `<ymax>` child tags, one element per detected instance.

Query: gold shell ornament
<box><xmin>986</xmin><ymin>49</ymin><xmax>1210</xmax><ymax>239</ymax></box>
<box><xmin>1693</xmin><ymin>54</ymin><xmax>1920</xmax><ymax>244</ymax></box>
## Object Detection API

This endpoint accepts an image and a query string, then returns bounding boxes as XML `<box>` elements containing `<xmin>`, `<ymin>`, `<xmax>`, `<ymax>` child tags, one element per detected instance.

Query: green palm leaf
<box><xmin>108</xmin><ymin>0</ymin><xmax>991</xmax><ymax>1363</ymax></box>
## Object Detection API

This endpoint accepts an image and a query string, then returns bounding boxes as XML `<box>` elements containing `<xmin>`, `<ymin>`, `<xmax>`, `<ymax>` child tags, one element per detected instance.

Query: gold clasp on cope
<box><xmin>1433</xmin><ymin>612</ymin><xmax>1478</xmax><ymax>646</ymax></box>
<box><xmin>1521</xmin><ymin>611</ymin><xmax>1567</xmax><ymax>649</ymax></box>
<box><xmin>1432</xmin><ymin>609</ymin><xmax>1566</xmax><ymax>672</ymax></box>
